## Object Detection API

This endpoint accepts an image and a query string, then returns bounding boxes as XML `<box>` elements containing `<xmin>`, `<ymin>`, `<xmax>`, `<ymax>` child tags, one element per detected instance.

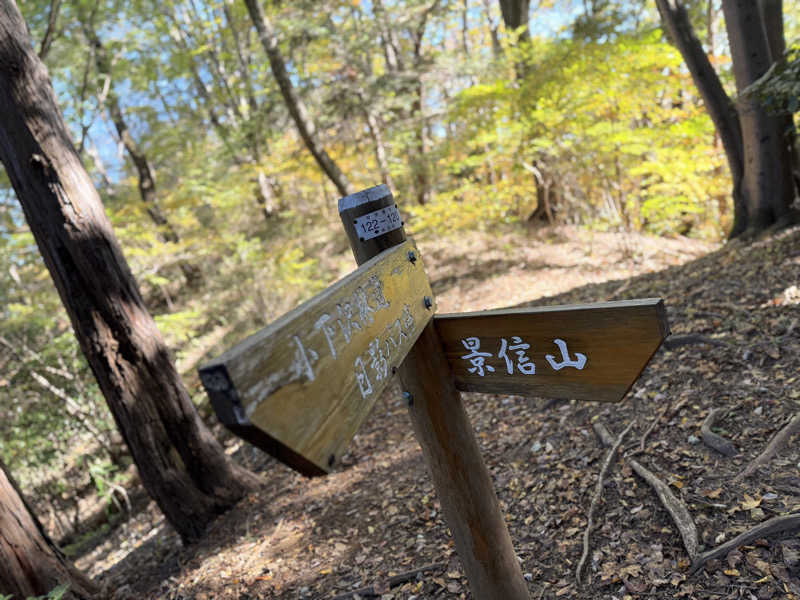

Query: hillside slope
<box><xmin>80</xmin><ymin>226</ymin><xmax>800</xmax><ymax>600</ymax></box>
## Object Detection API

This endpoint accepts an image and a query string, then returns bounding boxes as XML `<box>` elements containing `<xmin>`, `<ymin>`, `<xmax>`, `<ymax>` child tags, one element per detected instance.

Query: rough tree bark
<box><xmin>722</xmin><ymin>0</ymin><xmax>795</xmax><ymax>232</ymax></box>
<box><xmin>243</xmin><ymin>0</ymin><xmax>353</xmax><ymax>197</ymax></box>
<box><xmin>656</xmin><ymin>0</ymin><xmax>797</xmax><ymax>238</ymax></box>
<box><xmin>498</xmin><ymin>0</ymin><xmax>530</xmax><ymax>42</ymax></box>
<box><xmin>0</xmin><ymin>458</ymin><xmax>97</xmax><ymax>600</ymax></box>
<box><xmin>0</xmin><ymin>0</ymin><xmax>259</xmax><ymax>544</ymax></box>
<box><xmin>655</xmin><ymin>0</ymin><xmax>748</xmax><ymax>235</ymax></box>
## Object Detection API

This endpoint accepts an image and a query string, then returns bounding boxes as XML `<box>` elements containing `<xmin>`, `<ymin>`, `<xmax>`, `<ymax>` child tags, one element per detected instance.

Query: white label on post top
<box><xmin>353</xmin><ymin>205</ymin><xmax>403</xmax><ymax>241</ymax></box>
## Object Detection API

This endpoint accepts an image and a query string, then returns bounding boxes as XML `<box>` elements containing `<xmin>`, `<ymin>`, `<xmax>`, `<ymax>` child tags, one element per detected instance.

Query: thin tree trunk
<box><xmin>655</xmin><ymin>0</ymin><xmax>749</xmax><ymax>236</ymax></box>
<box><xmin>722</xmin><ymin>0</ymin><xmax>795</xmax><ymax>232</ymax></box>
<box><xmin>481</xmin><ymin>0</ymin><xmax>503</xmax><ymax>58</ymax></box>
<box><xmin>244</xmin><ymin>0</ymin><xmax>353</xmax><ymax>197</ymax></box>
<box><xmin>0</xmin><ymin>0</ymin><xmax>259</xmax><ymax>544</ymax></box>
<box><xmin>0</xmin><ymin>458</ymin><xmax>98</xmax><ymax>599</ymax></box>
<box><xmin>37</xmin><ymin>0</ymin><xmax>61</xmax><ymax>60</ymax></box>
<box><xmin>411</xmin><ymin>81</ymin><xmax>430</xmax><ymax>205</ymax></box>
<box><xmin>362</xmin><ymin>105</ymin><xmax>394</xmax><ymax>190</ymax></box>
<box><xmin>461</xmin><ymin>0</ymin><xmax>470</xmax><ymax>56</ymax></box>
<box><xmin>84</xmin><ymin>26</ymin><xmax>203</xmax><ymax>287</ymax></box>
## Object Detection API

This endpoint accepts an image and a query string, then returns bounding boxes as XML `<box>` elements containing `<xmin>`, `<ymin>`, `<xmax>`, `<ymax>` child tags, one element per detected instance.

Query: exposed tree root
<box><xmin>662</xmin><ymin>334</ymin><xmax>729</xmax><ymax>350</ymax></box>
<box><xmin>639</xmin><ymin>402</ymin><xmax>671</xmax><ymax>453</ymax></box>
<box><xmin>595</xmin><ymin>422</ymin><xmax>698</xmax><ymax>561</ymax></box>
<box><xmin>629</xmin><ymin>459</ymin><xmax>699</xmax><ymax>561</ymax></box>
<box><xmin>689</xmin><ymin>513</ymin><xmax>800</xmax><ymax>575</ymax></box>
<box><xmin>700</xmin><ymin>407</ymin><xmax>737</xmax><ymax>457</ymax></box>
<box><xmin>576</xmin><ymin>420</ymin><xmax>635</xmax><ymax>585</ymax></box>
<box><xmin>735</xmin><ymin>412</ymin><xmax>800</xmax><ymax>481</ymax></box>
<box><xmin>329</xmin><ymin>562</ymin><xmax>447</xmax><ymax>599</ymax></box>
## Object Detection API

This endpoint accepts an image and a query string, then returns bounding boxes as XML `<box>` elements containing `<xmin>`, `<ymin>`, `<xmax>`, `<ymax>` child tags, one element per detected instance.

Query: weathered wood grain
<box><xmin>339</xmin><ymin>185</ymin><xmax>530</xmax><ymax>600</ymax></box>
<box><xmin>199</xmin><ymin>239</ymin><xmax>434</xmax><ymax>476</ymax></box>
<box><xmin>435</xmin><ymin>298</ymin><xmax>669</xmax><ymax>402</ymax></box>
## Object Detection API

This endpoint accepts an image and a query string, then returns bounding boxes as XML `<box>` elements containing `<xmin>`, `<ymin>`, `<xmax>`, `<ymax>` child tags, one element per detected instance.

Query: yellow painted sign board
<box><xmin>199</xmin><ymin>240</ymin><xmax>434</xmax><ymax>476</ymax></box>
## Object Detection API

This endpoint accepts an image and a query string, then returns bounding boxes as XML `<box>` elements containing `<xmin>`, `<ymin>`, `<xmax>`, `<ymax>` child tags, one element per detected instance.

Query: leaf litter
<box><xmin>73</xmin><ymin>225</ymin><xmax>800</xmax><ymax>599</ymax></box>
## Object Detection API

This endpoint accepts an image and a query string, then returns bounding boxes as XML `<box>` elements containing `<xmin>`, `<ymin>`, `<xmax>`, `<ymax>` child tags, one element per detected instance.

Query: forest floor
<box><xmin>70</xmin><ymin>224</ymin><xmax>800</xmax><ymax>600</ymax></box>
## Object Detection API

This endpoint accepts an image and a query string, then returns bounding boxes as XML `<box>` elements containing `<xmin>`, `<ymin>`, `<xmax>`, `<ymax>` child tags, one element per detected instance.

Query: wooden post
<box><xmin>339</xmin><ymin>185</ymin><xmax>530</xmax><ymax>600</ymax></box>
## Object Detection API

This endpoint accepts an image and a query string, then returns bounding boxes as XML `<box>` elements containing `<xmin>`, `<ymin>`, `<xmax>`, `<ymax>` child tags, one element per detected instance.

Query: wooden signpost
<box><xmin>199</xmin><ymin>184</ymin><xmax>670</xmax><ymax>599</ymax></box>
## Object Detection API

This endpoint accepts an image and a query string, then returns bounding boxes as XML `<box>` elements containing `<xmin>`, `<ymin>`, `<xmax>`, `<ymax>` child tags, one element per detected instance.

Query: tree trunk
<box><xmin>362</xmin><ymin>106</ymin><xmax>394</xmax><ymax>190</ymax></box>
<box><xmin>84</xmin><ymin>26</ymin><xmax>203</xmax><ymax>288</ymax></box>
<box><xmin>243</xmin><ymin>0</ymin><xmax>353</xmax><ymax>197</ymax></box>
<box><xmin>722</xmin><ymin>0</ymin><xmax>795</xmax><ymax>233</ymax></box>
<box><xmin>655</xmin><ymin>0</ymin><xmax>749</xmax><ymax>236</ymax></box>
<box><xmin>758</xmin><ymin>0</ymin><xmax>800</xmax><ymax>197</ymax></box>
<box><xmin>481</xmin><ymin>0</ymin><xmax>503</xmax><ymax>58</ymax></box>
<box><xmin>758</xmin><ymin>0</ymin><xmax>785</xmax><ymax>62</ymax></box>
<box><xmin>411</xmin><ymin>81</ymin><xmax>430</xmax><ymax>205</ymax></box>
<box><xmin>498</xmin><ymin>0</ymin><xmax>530</xmax><ymax>42</ymax></box>
<box><xmin>0</xmin><ymin>459</ymin><xmax>97</xmax><ymax>600</ymax></box>
<box><xmin>0</xmin><ymin>0</ymin><xmax>259</xmax><ymax>544</ymax></box>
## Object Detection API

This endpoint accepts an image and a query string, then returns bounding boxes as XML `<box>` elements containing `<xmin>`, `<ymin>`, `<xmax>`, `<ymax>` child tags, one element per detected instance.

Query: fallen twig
<box><xmin>662</xmin><ymin>334</ymin><xmax>729</xmax><ymax>350</ymax></box>
<box><xmin>595</xmin><ymin>422</ymin><xmax>698</xmax><ymax>561</ymax></box>
<box><xmin>329</xmin><ymin>562</ymin><xmax>447</xmax><ymax>599</ymax></box>
<box><xmin>628</xmin><ymin>459</ymin><xmax>698</xmax><ymax>561</ymax></box>
<box><xmin>577</xmin><ymin>420</ymin><xmax>635</xmax><ymax>585</ymax></box>
<box><xmin>700</xmin><ymin>407</ymin><xmax>737</xmax><ymax>457</ymax></box>
<box><xmin>735</xmin><ymin>412</ymin><xmax>800</xmax><ymax>481</ymax></box>
<box><xmin>689</xmin><ymin>513</ymin><xmax>800</xmax><ymax>575</ymax></box>
<box><xmin>639</xmin><ymin>402</ymin><xmax>671</xmax><ymax>453</ymax></box>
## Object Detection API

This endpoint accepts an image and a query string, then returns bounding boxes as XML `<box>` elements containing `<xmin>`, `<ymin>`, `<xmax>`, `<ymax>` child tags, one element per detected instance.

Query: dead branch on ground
<box><xmin>638</xmin><ymin>402</ymin><xmax>671</xmax><ymax>453</ymax></box>
<box><xmin>595</xmin><ymin>422</ymin><xmax>698</xmax><ymax>561</ymax></box>
<box><xmin>689</xmin><ymin>513</ymin><xmax>800</xmax><ymax>575</ymax></box>
<box><xmin>662</xmin><ymin>334</ymin><xmax>729</xmax><ymax>350</ymax></box>
<box><xmin>330</xmin><ymin>562</ymin><xmax>448</xmax><ymax>599</ymax></box>
<box><xmin>700</xmin><ymin>407</ymin><xmax>737</xmax><ymax>457</ymax></box>
<box><xmin>735</xmin><ymin>412</ymin><xmax>800</xmax><ymax>481</ymax></box>
<box><xmin>576</xmin><ymin>420</ymin><xmax>635</xmax><ymax>585</ymax></box>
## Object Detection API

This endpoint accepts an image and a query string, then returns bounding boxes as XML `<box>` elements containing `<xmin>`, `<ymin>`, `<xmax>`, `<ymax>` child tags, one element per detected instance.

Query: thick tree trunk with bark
<box><xmin>0</xmin><ymin>0</ymin><xmax>259</xmax><ymax>544</ymax></box>
<box><xmin>722</xmin><ymin>0</ymin><xmax>795</xmax><ymax>232</ymax></box>
<box><xmin>0</xmin><ymin>459</ymin><xmax>97</xmax><ymax>599</ymax></box>
<box><xmin>655</xmin><ymin>0</ymin><xmax>748</xmax><ymax>235</ymax></box>
<box><xmin>656</xmin><ymin>0</ymin><xmax>797</xmax><ymax>238</ymax></box>
<box><xmin>244</xmin><ymin>0</ymin><xmax>353</xmax><ymax>197</ymax></box>
<box><xmin>498</xmin><ymin>0</ymin><xmax>530</xmax><ymax>42</ymax></box>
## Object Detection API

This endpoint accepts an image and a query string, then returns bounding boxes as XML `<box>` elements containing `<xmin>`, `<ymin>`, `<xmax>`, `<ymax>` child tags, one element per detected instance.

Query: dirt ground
<box><xmin>74</xmin><ymin>225</ymin><xmax>800</xmax><ymax>599</ymax></box>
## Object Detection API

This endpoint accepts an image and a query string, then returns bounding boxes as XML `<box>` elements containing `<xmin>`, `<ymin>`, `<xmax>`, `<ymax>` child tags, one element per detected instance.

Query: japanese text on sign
<box><xmin>460</xmin><ymin>337</ymin><xmax>587</xmax><ymax>377</ymax></box>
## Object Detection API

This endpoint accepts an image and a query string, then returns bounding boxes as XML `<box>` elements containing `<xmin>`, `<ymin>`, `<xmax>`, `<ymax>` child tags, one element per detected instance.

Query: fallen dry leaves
<box><xmin>73</xmin><ymin>225</ymin><xmax>800</xmax><ymax>599</ymax></box>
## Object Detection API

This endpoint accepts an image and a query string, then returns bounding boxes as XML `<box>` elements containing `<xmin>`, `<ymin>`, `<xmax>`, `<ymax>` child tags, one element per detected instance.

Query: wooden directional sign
<box><xmin>434</xmin><ymin>299</ymin><xmax>669</xmax><ymax>402</ymax></box>
<box><xmin>200</xmin><ymin>183</ymin><xmax>673</xmax><ymax>600</ymax></box>
<box><xmin>199</xmin><ymin>239</ymin><xmax>434</xmax><ymax>476</ymax></box>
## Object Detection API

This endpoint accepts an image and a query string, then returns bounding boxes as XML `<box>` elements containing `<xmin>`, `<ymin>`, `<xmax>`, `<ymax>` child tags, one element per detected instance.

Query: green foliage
<box><xmin>744</xmin><ymin>43</ymin><xmax>800</xmax><ymax>115</ymax></box>
<box><xmin>0</xmin><ymin>582</ymin><xmax>70</xmax><ymax>600</ymax></box>
<box><xmin>0</xmin><ymin>0</ymin><xmax>742</xmax><ymax>529</ymax></box>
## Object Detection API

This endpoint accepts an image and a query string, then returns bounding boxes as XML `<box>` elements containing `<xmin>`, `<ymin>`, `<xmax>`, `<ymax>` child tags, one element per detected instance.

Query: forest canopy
<box><xmin>0</xmin><ymin>0</ymin><xmax>798</xmax><ymax>529</ymax></box>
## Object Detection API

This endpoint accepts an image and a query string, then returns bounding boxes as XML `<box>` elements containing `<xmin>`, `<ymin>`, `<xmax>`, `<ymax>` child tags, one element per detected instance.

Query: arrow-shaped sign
<box><xmin>434</xmin><ymin>298</ymin><xmax>669</xmax><ymax>402</ymax></box>
<box><xmin>199</xmin><ymin>239</ymin><xmax>434</xmax><ymax>476</ymax></box>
